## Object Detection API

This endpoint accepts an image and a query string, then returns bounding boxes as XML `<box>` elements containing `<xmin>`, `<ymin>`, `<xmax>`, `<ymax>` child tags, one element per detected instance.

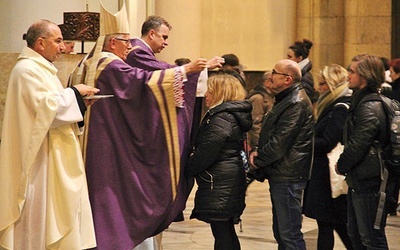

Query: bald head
<box><xmin>276</xmin><ymin>59</ymin><xmax>302</xmax><ymax>83</ymax></box>
<box><xmin>267</xmin><ymin>59</ymin><xmax>302</xmax><ymax>96</ymax></box>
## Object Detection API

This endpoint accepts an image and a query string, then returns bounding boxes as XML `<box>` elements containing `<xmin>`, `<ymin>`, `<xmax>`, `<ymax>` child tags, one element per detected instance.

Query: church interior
<box><xmin>0</xmin><ymin>0</ymin><xmax>399</xmax><ymax>249</ymax></box>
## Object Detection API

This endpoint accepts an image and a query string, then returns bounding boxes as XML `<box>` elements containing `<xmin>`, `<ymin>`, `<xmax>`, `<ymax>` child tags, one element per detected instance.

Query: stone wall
<box><xmin>296</xmin><ymin>0</ymin><xmax>391</xmax><ymax>76</ymax></box>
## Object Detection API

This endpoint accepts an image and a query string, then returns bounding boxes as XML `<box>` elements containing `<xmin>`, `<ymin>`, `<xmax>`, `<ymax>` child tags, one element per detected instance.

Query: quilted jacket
<box><xmin>188</xmin><ymin>100</ymin><xmax>252</xmax><ymax>222</ymax></box>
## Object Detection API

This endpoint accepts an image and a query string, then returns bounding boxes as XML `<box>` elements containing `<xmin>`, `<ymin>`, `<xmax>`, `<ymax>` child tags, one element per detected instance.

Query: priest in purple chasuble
<box><xmin>125</xmin><ymin>16</ymin><xmax>224</xmax><ymax>226</ymax></box>
<box><xmin>69</xmin><ymin>3</ymin><xmax>208</xmax><ymax>249</ymax></box>
<box><xmin>125</xmin><ymin>37</ymin><xmax>200</xmax><ymax>227</ymax></box>
<box><xmin>126</xmin><ymin>16</ymin><xmax>225</xmax><ymax>179</ymax></box>
<box><xmin>126</xmin><ymin>37</ymin><xmax>201</xmax><ymax>192</ymax></box>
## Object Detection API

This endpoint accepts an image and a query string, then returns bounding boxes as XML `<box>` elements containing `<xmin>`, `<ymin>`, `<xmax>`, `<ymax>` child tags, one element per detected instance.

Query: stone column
<box><xmin>296</xmin><ymin>0</ymin><xmax>345</xmax><ymax>72</ymax></box>
<box><xmin>344</xmin><ymin>0</ymin><xmax>391</xmax><ymax>64</ymax></box>
<box><xmin>391</xmin><ymin>0</ymin><xmax>400</xmax><ymax>58</ymax></box>
<box><xmin>296</xmin><ymin>0</ymin><xmax>391</xmax><ymax>71</ymax></box>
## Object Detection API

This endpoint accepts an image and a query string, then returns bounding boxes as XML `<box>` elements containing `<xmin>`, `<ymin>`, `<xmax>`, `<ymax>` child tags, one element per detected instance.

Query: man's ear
<box><xmin>34</xmin><ymin>37</ymin><xmax>46</xmax><ymax>52</ymax></box>
<box><xmin>109</xmin><ymin>37</ymin><xmax>117</xmax><ymax>49</ymax></box>
<box><xmin>285</xmin><ymin>75</ymin><xmax>294</xmax><ymax>86</ymax></box>
<box><xmin>360</xmin><ymin>77</ymin><xmax>368</xmax><ymax>89</ymax></box>
<box><xmin>148</xmin><ymin>29</ymin><xmax>156</xmax><ymax>40</ymax></box>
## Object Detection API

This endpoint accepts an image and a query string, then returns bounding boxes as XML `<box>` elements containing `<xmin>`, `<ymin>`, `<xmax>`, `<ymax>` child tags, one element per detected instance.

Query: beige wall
<box><xmin>154</xmin><ymin>0</ymin><xmax>203</xmax><ymax>62</ymax></box>
<box><xmin>155</xmin><ymin>0</ymin><xmax>296</xmax><ymax>71</ymax></box>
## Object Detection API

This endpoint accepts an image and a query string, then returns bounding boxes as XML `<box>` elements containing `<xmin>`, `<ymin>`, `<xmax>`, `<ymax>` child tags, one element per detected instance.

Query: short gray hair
<box><xmin>25</xmin><ymin>19</ymin><xmax>55</xmax><ymax>48</ymax></box>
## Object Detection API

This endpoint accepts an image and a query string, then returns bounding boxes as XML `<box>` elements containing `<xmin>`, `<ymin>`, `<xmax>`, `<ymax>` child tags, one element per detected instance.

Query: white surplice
<box><xmin>0</xmin><ymin>47</ymin><xmax>96</xmax><ymax>250</ymax></box>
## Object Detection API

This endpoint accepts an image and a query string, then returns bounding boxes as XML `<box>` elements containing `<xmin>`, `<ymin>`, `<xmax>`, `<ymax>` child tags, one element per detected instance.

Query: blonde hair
<box><xmin>207</xmin><ymin>74</ymin><xmax>247</xmax><ymax>107</ymax></box>
<box><xmin>318</xmin><ymin>64</ymin><xmax>348</xmax><ymax>92</ymax></box>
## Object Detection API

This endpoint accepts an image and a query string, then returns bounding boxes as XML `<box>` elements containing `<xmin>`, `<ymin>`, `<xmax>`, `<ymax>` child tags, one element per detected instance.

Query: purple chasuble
<box><xmin>84</xmin><ymin>57</ymin><xmax>192</xmax><ymax>249</ymax></box>
<box><xmin>126</xmin><ymin>38</ymin><xmax>201</xmax><ymax>212</ymax></box>
<box><xmin>126</xmin><ymin>37</ymin><xmax>200</xmax><ymax>156</ymax></box>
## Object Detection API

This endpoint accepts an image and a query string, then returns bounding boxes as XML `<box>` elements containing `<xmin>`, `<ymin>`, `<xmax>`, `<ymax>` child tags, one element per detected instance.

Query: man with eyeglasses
<box><xmin>0</xmin><ymin>19</ymin><xmax>99</xmax><ymax>249</ymax></box>
<box><xmin>68</xmin><ymin>4</ymin><xmax>209</xmax><ymax>250</ymax></box>
<box><xmin>249</xmin><ymin>59</ymin><xmax>314</xmax><ymax>250</ymax></box>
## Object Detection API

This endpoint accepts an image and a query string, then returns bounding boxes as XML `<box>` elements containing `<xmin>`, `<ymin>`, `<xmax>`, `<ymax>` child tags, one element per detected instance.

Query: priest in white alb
<box><xmin>0</xmin><ymin>19</ymin><xmax>98</xmax><ymax>250</ymax></box>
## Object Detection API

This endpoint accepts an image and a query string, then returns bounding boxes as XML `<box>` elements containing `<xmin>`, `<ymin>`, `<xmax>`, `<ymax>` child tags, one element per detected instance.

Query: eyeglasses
<box><xmin>115</xmin><ymin>37</ymin><xmax>131</xmax><ymax>46</ymax></box>
<box><xmin>271</xmin><ymin>69</ymin><xmax>290</xmax><ymax>77</ymax></box>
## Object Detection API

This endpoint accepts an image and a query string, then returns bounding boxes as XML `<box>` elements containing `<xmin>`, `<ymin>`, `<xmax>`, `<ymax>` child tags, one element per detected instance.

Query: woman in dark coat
<box><xmin>302</xmin><ymin>64</ymin><xmax>354</xmax><ymax>249</ymax></box>
<box><xmin>287</xmin><ymin>39</ymin><xmax>319</xmax><ymax>103</ymax></box>
<box><xmin>187</xmin><ymin>72</ymin><xmax>252</xmax><ymax>250</ymax></box>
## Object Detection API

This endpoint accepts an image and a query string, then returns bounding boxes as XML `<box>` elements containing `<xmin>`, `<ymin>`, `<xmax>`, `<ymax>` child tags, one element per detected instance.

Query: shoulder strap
<box><xmin>358</xmin><ymin>94</ymin><xmax>392</xmax><ymax>229</ymax></box>
<box><xmin>363</xmin><ymin>94</ymin><xmax>394</xmax><ymax>230</ymax></box>
<box><xmin>374</xmin><ymin>139</ymin><xmax>389</xmax><ymax>230</ymax></box>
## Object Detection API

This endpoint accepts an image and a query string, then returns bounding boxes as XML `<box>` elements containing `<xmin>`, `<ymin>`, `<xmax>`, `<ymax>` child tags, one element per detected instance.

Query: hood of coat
<box><xmin>209</xmin><ymin>100</ymin><xmax>253</xmax><ymax>132</ymax></box>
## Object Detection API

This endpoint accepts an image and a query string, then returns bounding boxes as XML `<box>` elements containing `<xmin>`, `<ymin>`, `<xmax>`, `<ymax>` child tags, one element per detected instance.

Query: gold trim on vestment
<box><xmin>81</xmin><ymin>56</ymin><xmax>113</xmax><ymax>165</ymax></box>
<box><xmin>147</xmin><ymin>69</ymin><xmax>180</xmax><ymax>200</ymax></box>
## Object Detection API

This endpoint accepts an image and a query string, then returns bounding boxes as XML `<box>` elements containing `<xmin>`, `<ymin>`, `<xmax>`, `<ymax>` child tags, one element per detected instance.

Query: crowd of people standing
<box><xmin>0</xmin><ymin>5</ymin><xmax>399</xmax><ymax>250</ymax></box>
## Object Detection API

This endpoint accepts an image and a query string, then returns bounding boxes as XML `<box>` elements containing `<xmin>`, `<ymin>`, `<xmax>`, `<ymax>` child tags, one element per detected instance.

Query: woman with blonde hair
<box><xmin>302</xmin><ymin>64</ymin><xmax>354</xmax><ymax>249</ymax></box>
<box><xmin>187</xmin><ymin>71</ymin><xmax>252</xmax><ymax>250</ymax></box>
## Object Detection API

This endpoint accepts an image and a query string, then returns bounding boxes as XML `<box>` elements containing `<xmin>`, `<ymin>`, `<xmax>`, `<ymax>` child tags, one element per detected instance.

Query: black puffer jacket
<box><xmin>254</xmin><ymin>83</ymin><xmax>314</xmax><ymax>181</ymax></box>
<box><xmin>337</xmin><ymin>88</ymin><xmax>388</xmax><ymax>190</ymax></box>
<box><xmin>301</xmin><ymin>60</ymin><xmax>319</xmax><ymax>103</ymax></box>
<box><xmin>188</xmin><ymin>100</ymin><xmax>252</xmax><ymax>222</ymax></box>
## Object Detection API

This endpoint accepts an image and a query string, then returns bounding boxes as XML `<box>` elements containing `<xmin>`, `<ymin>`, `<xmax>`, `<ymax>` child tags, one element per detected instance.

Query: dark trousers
<box><xmin>347</xmin><ymin>188</ymin><xmax>389</xmax><ymax>249</ymax></box>
<box><xmin>210</xmin><ymin>218</ymin><xmax>240</xmax><ymax>250</ymax></box>
<box><xmin>316</xmin><ymin>220</ymin><xmax>354</xmax><ymax>250</ymax></box>
<box><xmin>269</xmin><ymin>180</ymin><xmax>307</xmax><ymax>250</ymax></box>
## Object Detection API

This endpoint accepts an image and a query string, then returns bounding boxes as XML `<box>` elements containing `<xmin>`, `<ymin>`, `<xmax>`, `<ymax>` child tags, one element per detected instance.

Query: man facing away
<box><xmin>249</xmin><ymin>59</ymin><xmax>314</xmax><ymax>250</ymax></box>
<box><xmin>69</xmin><ymin>4</ymin><xmax>207</xmax><ymax>250</ymax></box>
<box><xmin>336</xmin><ymin>54</ymin><xmax>392</xmax><ymax>249</ymax></box>
<box><xmin>0</xmin><ymin>19</ymin><xmax>99</xmax><ymax>250</ymax></box>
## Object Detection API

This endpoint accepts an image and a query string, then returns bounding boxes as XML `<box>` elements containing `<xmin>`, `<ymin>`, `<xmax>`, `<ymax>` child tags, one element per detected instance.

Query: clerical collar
<box><xmin>137</xmin><ymin>37</ymin><xmax>154</xmax><ymax>54</ymax></box>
